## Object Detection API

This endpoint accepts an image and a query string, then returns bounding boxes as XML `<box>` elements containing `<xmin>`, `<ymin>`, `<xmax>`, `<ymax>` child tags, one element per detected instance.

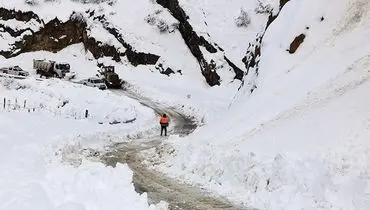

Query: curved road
<box><xmin>97</xmin><ymin>87</ymin><xmax>249</xmax><ymax>210</ymax></box>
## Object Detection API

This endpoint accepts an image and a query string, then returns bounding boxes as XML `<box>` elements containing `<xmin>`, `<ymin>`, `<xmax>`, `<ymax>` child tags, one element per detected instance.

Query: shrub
<box><xmin>255</xmin><ymin>0</ymin><xmax>273</xmax><ymax>14</ymax></box>
<box><xmin>145</xmin><ymin>14</ymin><xmax>156</xmax><ymax>25</ymax></box>
<box><xmin>157</xmin><ymin>19</ymin><xmax>169</xmax><ymax>33</ymax></box>
<box><xmin>24</xmin><ymin>0</ymin><xmax>40</xmax><ymax>6</ymax></box>
<box><xmin>235</xmin><ymin>8</ymin><xmax>251</xmax><ymax>27</ymax></box>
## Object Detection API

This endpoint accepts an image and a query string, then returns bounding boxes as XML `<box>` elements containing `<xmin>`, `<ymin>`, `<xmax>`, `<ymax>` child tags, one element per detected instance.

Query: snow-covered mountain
<box><xmin>0</xmin><ymin>0</ymin><xmax>273</xmax><ymax>86</ymax></box>
<box><xmin>1</xmin><ymin>0</ymin><xmax>370</xmax><ymax>209</ymax></box>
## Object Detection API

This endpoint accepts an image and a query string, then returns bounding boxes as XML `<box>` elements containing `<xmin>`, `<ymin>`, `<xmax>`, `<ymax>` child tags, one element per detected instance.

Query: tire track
<box><xmin>99</xmin><ymin>86</ymin><xmax>249</xmax><ymax>210</ymax></box>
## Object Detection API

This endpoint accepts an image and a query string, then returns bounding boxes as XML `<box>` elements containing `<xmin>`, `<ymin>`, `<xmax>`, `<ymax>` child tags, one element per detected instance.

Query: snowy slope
<box><xmin>2</xmin><ymin>0</ymin><xmax>370</xmax><ymax>209</ymax></box>
<box><xmin>178</xmin><ymin>0</ymin><xmax>277</xmax><ymax>68</ymax></box>
<box><xmin>0</xmin><ymin>0</ymin><xmax>271</xmax><ymax>86</ymax></box>
<box><xmin>0</xmin><ymin>45</ymin><xmax>167</xmax><ymax>209</ymax></box>
<box><xmin>146</xmin><ymin>0</ymin><xmax>370</xmax><ymax>209</ymax></box>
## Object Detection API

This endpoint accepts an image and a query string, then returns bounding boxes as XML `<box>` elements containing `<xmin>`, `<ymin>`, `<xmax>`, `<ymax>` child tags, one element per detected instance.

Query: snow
<box><xmin>1</xmin><ymin>0</ymin><xmax>370</xmax><ymax>209</ymax></box>
<box><xmin>0</xmin><ymin>0</ymin><xmax>247</xmax><ymax>84</ymax></box>
<box><xmin>0</xmin><ymin>109</ymin><xmax>167</xmax><ymax>210</ymax></box>
<box><xmin>140</xmin><ymin>0</ymin><xmax>370</xmax><ymax>209</ymax></box>
<box><xmin>0</xmin><ymin>45</ymin><xmax>167</xmax><ymax>209</ymax></box>
<box><xmin>178</xmin><ymin>0</ymin><xmax>277</xmax><ymax>68</ymax></box>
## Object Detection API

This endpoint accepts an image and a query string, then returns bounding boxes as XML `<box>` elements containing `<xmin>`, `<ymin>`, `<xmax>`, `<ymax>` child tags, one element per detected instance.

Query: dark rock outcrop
<box><xmin>0</xmin><ymin>9</ymin><xmax>122</xmax><ymax>60</ymax></box>
<box><xmin>0</xmin><ymin>23</ymin><xmax>34</xmax><ymax>38</ymax></box>
<box><xmin>280</xmin><ymin>0</ymin><xmax>291</xmax><ymax>9</ymax></box>
<box><xmin>88</xmin><ymin>12</ymin><xmax>160</xmax><ymax>66</ymax></box>
<box><xmin>239</xmin><ymin>0</ymin><xmax>291</xmax><ymax>91</ymax></box>
<box><xmin>0</xmin><ymin>8</ymin><xmax>42</xmax><ymax>24</ymax></box>
<box><xmin>242</xmin><ymin>37</ymin><xmax>262</xmax><ymax>78</ymax></box>
<box><xmin>0</xmin><ymin>8</ymin><xmax>160</xmax><ymax>67</ymax></box>
<box><xmin>156</xmin><ymin>0</ymin><xmax>244</xmax><ymax>86</ymax></box>
<box><xmin>2</xmin><ymin>16</ymin><xmax>120</xmax><ymax>61</ymax></box>
<box><xmin>288</xmin><ymin>33</ymin><xmax>305</xmax><ymax>54</ymax></box>
<box><xmin>224</xmin><ymin>56</ymin><xmax>244</xmax><ymax>80</ymax></box>
<box><xmin>155</xmin><ymin>63</ymin><xmax>176</xmax><ymax>76</ymax></box>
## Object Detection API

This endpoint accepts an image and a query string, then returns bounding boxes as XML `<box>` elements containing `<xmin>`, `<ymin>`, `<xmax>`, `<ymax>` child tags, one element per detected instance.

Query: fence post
<box><xmin>24</xmin><ymin>100</ymin><xmax>26</xmax><ymax>109</ymax></box>
<box><xmin>85</xmin><ymin>110</ymin><xmax>89</xmax><ymax>118</ymax></box>
<box><xmin>3</xmin><ymin>98</ymin><xmax>5</xmax><ymax>109</ymax></box>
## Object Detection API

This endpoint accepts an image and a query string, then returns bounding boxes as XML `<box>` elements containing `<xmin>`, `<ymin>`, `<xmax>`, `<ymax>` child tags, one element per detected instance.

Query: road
<box><xmin>98</xmin><ymin>87</ymin><xmax>250</xmax><ymax>210</ymax></box>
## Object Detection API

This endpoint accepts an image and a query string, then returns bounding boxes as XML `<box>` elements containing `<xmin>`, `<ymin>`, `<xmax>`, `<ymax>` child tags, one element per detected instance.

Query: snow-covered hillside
<box><xmin>0</xmin><ymin>0</ymin><xmax>270</xmax><ymax>86</ymax></box>
<box><xmin>148</xmin><ymin>0</ymin><xmax>370</xmax><ymax>209</ymax></box>
<box><xmin>1</xmin><ymin>0</ymin><xmax>370</xmax><ymax>209</ymax></box>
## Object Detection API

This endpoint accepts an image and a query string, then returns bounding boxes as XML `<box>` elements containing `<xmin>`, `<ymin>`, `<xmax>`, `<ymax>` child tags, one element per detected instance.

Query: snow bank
<box><xmin>0</xmin><ymin>40</ymin><xmax>164</xmax><ymax>208</ymax></box>
<box><xmin>0</xmin><ymin>77</ymin><xmax>143</xmax><ymax>124</ymax></box>
<box><xmin>0</xmin><ymin>74</ymin><xmax>166</xmax><ymax>209</ymax></box>
<box><xmin>44</xmin><ymin>161</ymin><xmax>168</xmax><ymax>210</ymax></box>
<box><xmin>0</xmin><ymin>109</ymin><xmax>166</xmax><ymax>210</ymax></box>
<box><xmin>150</xmin><ymin>0</ymin><xmax>370</xmax><ymax>209</ymax></box>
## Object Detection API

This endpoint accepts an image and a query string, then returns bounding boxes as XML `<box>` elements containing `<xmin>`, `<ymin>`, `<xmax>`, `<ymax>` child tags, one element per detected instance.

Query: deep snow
<box><xmin>1</xmin><ymin>0</ymin><xmax>370</xmax><ymax>209</ymax></box>
<box><xmin>0</xmin><ymin>45</ymin><xmax>167</xmax><ymax>209</ymax></box>
<box><xmin>146</xmin><ymin>0</ymin><xmax>370</xmax><ymax>209</ymax></box>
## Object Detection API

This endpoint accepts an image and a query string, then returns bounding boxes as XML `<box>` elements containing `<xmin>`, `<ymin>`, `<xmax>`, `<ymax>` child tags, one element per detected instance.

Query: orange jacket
<box><xmin>160</xmin><ymin>117</ymin><xmax>169</xmax><ymax>124</ymax></box>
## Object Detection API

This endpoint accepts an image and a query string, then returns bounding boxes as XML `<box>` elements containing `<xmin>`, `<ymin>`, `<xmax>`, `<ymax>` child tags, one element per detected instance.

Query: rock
<box><xmin>288</xmin><ymin>33</ymin><xmax>306</xmax><ymax>54</ymax></box>
<box><xmin>156</xmin><ymin>0</ymin><xmax>243</xmax><ymax>86</ymax></box>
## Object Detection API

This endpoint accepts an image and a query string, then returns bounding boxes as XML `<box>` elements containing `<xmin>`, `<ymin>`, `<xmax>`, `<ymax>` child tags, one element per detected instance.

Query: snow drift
<box><xmin>149</xmin><ymin>0</ymin><xmax>370</xmax><ymax>209</ymax></box>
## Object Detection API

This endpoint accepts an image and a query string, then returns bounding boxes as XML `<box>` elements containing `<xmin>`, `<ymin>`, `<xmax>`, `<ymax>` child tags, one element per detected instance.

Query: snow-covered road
<box><xmin>96</xmin><ymin>87</ymin><xmax>246</xmax><ymax>210</ymax></box>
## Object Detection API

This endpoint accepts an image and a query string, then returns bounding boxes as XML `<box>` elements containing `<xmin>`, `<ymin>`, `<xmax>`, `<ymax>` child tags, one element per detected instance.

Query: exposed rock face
<box><xmin>0</xmin><ymin>8</ymin><xmax>160</xmax><ymax>66</ymax></box>
<box><xmin>156</xmin><ymin>0</ymin><xmax>244</xmax><ymax>86</ymax></box>
<box><xmin>21</xmin><ymin>18</ymin><xmax>86</xmax><ymax>54</ymax></box>
<box><xmin>87</xmin><ymin>12</ymin><xmax>160</xmax><ymax>66</ymax></box>
<box><xmin>156</xmin><ymin>0</ymin><xmax>220</xmax><ymax>86</ymax></box>
<box><xmin>280</xmin><ymin>0</ymin><xmax>291</xmax><ymax>9</ymax></box>
<box><xmin>242</xmin><ymin>35</ymin><xmax>262</xmax><ymax>76</ymax></box>
<box><xmin>288</xmin><ymin>33</ymin><xmax>306</xmax><ymax>54</ymax></box>
<box><xmin>240</xmin><ymin>0</ymin><xmax>291</xmax><ymax>90</ymax></box>
<box><xmin>0</xmin><ymin>5</ymin><xmax>245</xmax><ymax>87</ymax></box>
<box><xmin>0</xmin><ymin>7</ymin><xmax>42</xmax><ymax>23</ymax></box>
<box><xmin>224</xmin><ymin>56</ymin><xmax>244</xmax><ymax>80</ymax></box>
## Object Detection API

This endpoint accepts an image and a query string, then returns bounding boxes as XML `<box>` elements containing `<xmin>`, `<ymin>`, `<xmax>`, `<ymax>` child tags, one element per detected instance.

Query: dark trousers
<box><xmin>161</xmin><ymin>125</ymin><xmax>167</xmax><ymax>136</ymax></box>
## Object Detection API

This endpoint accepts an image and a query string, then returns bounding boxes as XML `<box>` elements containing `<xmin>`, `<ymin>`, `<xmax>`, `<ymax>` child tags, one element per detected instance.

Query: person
<box><xmin>159</xmin><ymin>114</ymin><xmax>169</xmax><ymax>136</ymax></box>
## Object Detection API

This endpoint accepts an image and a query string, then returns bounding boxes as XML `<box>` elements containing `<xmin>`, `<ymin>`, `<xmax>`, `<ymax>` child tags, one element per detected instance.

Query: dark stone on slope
<box><xmin>155</xmin><ymin>63</ymin><xmax>176</xmax><ymax>76</ymax></box>
<box><xmin>288</xmin><ymin>33</ymin><xmax>306</xmax><ymax>54</ymax></box>
<box><xmin>162</xmin><ymin>67</ymin><xmax>175</xmax><ymax>76</ymax></box>
<box><xmin>126</xmin><ymin>50</ymin><xmax>160</xmax><ymax>66</ymax></box>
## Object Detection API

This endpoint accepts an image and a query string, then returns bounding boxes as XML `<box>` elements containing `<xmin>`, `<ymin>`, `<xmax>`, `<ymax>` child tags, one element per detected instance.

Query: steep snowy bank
<box><xmin>150</xmin><ymin>0</ymin><xmax>370</xmax><ymax>209</ymax></box>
